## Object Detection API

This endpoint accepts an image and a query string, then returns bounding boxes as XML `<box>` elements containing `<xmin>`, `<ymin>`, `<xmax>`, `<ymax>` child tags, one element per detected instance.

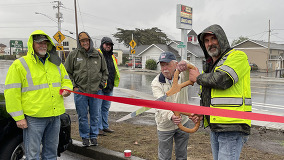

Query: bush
<box><xmin>0</xmin><ymin>55</ymin><xmax>16</xmax><ymax>60</ymax></box>
<box><xmin>145</xmin><ymin>59</ymin><xmax>157</xmax><ymax>70</ymax></box>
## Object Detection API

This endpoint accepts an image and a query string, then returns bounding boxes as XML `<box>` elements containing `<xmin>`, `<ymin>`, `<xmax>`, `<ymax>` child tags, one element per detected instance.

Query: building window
<box><xmin>72</xmin><ymin>48</ymin><xmax>76</xmax><ymax>50</ymax></box>
<box><xmin>63</xmin><ymin>41</ymin><xmax>69</xmax><ymax>46</ymax></box>
<box><xmin>64</xmin><ymin>48</ymin><xmax>69</xmax><ymax>51</ymax></box>
<box><xmin>270</xmin><ymin>55</ymin><xmax>278</xmax><ymax>60</ymax></box>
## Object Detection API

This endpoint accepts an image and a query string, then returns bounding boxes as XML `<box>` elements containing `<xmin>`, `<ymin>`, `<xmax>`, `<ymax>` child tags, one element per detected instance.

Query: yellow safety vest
<box><xmin>203</xmin><ymin>49</ymin><xmax>252</xmax><ymax>127</ymax></box>
<box><xmin>4</xmin><ymin>30</ymin><xmax>73</xmax><ymax>121</ymax></box>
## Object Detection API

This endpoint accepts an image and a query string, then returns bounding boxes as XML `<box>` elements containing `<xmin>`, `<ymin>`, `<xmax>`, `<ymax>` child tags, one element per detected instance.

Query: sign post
<box><xmin>176</xmin><ymin>4</ymin><xmax>192</xmax><ymax>61</ymax></box>
<box><xmin>129</xmin><ymin>38</ymin><xmax>137</xmax><ymax>69</ymax></box>
<box><xmin>53</xmin><ymin>31</ymin><xmax>66</xmax><ymax>59</ymax></box>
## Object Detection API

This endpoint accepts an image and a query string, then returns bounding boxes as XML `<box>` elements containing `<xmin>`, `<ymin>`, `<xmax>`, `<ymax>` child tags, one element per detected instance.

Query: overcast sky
<box><xmin>1</xmin><ymin>0</ymin><xmax>284</xmax><ymax>48</ymax></box>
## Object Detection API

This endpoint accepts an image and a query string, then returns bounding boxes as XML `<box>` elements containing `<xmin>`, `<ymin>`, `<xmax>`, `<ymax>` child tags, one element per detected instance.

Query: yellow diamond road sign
<box><xmin>53</xmin><ymin>31</ymin><xmax>65</xmax><ymax>44</ymax></box>
<box><xmin>131</xmin><ymin>49</ymin><xmax>135</xmax><ymax>54</ymax></box>
<box><xmin>56</xmin><ymin>44</ymin><xmax>64</xmax><ymax>51</ymax></box>
<box><xmin>129</xmin><ymin>40</ymin><xmax>136</xmax><ymax>49</ymax></box>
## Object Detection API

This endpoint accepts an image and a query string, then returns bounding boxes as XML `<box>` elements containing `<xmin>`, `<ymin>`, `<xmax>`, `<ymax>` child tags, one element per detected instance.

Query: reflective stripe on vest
<box><xmin>9</xmin><ymin>110</ymin><xmax>24</xmax><ymax>117</ymax></box>
<box><xmin>5</xmin><ymin>83</ymin><xmax>21</xmax><ymax>90</ymax></box>
<box><xmin>211</xmin><ymin>97</ymin><xmax>252</xmax><ymax>106</ymax></box>
<box><xmin>218</xmin><ymin>65</ymin><xmax>239</xmax><ymax>83</ymax></box>
<box><xmin>19</xmin><ymin>57</ymin><xmax>61</xmax><ymax>92</ymax></box>
<box><xmin>52</xmin><ymin>82</ymin><xmax>61</xmax><ymax>87</ymax></box>
<box><xmin>57</xmin><ymin>66</ymin><xmax>61</xmax><ymax>78</ymax></box>
<box><xmin>64</xmin><ymin>75</ymin><xmax>70</xmax><ymax>80</ymax></box>
<box><xmin>216</xmin><ymin>50</ymin><xmax>234</xmax><ymax>66</ymax></box>
<box><xmin>215</xmin><ymin>50</ymin><xmax>239</xmax><ymax>83</ymax></box>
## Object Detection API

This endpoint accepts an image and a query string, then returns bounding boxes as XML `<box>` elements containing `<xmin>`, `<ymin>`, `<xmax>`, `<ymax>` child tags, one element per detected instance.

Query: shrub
<box><xmin>1</xmin><ymin>55</ymin><xmax>16</xmax><ymax>60</ymax></box>
<box><xmin>145</xmin><ymin>59</ymin><xmax>157</xmax><ymax>70</ymax></box>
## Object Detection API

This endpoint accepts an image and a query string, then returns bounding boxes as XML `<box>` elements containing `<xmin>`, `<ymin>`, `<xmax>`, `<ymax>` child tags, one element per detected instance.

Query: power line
<box><xmin>61</xmin><ymin>6</ymin><xmax>134</xmax><ymax>28</ymax></box>
<box><xmin>0</xmin><ymin>2</ymin><xmax>51</xmax><ymax>7</ymax></box>
<box><xmin>271</xmin><ymin>34</ymin><xmax>284</xmax><ymax>41</ymax></box>
<box><xmin>0</xmin><ymin>26</ymin><xmax>57</xmax><ymax>28</ymax></box>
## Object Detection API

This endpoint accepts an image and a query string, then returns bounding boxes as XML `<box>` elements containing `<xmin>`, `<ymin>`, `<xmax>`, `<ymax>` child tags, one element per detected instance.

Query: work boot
<box><xmin>99</xmin><ymin>129</ymin><xmax>106</xmax><ymax>136</ymax></box>
<box><xmin>90</xmin><ymin>138</ymin><xmax>98</xmax><ymax>146</ymax></box>
<box><xmin>103</xmin><ymin>128</ymin><xmax>114</xmax><ymax>133</ymax></box>
<box><xmin>82</xmin><ymin>138</ymin><xmax>90</xmax><ymax>147</ymax></box>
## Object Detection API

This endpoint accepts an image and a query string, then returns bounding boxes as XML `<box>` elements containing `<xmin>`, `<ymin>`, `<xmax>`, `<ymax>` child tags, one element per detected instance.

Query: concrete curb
<box><xmin>67</xmin><ymin>139</ymin><xmax>145</xmax><ymax>160</ymax></box>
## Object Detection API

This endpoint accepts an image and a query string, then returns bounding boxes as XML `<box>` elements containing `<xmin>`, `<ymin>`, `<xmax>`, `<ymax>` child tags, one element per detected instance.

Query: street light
<box><xmin>35</xmin><ymin>12</ymin><xmax>58</xmax><ymax>24</ymax></box>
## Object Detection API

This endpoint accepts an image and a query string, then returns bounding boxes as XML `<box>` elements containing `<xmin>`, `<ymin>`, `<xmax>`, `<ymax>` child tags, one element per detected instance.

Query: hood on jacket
<box><xmin>27</xmin><ymin>30</ymin><xmax>61</xmax><ymax>66</ymax></box>
<box><xmin>100</xmin><ymin>37</ymin><xmax>113</xmax><ymax>55</ymax></box>
<box><xmin>77</xmin><ymin>31</ymin><xmax>94</xmax><ymax>53</ymax></box>
<box><xmin>197</xmin><ymin>24</ymin><xmax>231</xmax><ymax>60</ymax></box>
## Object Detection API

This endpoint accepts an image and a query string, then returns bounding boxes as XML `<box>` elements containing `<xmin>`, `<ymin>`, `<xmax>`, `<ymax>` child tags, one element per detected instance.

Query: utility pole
<box><xmin>74</xmin><ymin>0</ymin><xmax>79</xmax><ymax>43</ymax></box>
<box><xmin>267</xmin><ymin>19</ymin><xmax>271</xmax><ymax>73</ymax></box>
<box><xmin>53</xmin><ymin>1</ymin><xmax>63</xmax><ymax>32</ymax></box>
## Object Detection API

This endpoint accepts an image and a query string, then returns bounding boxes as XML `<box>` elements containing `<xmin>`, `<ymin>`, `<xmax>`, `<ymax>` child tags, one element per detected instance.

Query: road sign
<box><xmin>53</xmin><ymin>31</ymin><xmax>65</xmax><ymax>44</ymax></box>
<box><xmin>56</xmin><ymin>44</ymin><xmax>64</xmax><ymax>51</ymax></box>
<box><xmin>10</xmin><ymin>40</ymin><xmax>23</xmax><ymax>48</ymax></box>
<box><xmin>129</xmin><ymin>40</ymin><xmax>136</xmax><ymax>48</ymax></box>
<box><xmin>131</xmin><ymin>49</ymin><xmax>135</xmax><ymax>54</ymax></box>
<box><xmin>177</xmin><ymin>44</ymin><xmax>186</xmax><ymax>48</ymax></box>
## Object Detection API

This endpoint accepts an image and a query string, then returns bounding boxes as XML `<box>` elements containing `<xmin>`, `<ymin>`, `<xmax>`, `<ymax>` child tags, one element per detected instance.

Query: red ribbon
<box><xmin>60</xmin><ymin>89</ymin><xmax>284</xmax><ymax>123</ymax></box>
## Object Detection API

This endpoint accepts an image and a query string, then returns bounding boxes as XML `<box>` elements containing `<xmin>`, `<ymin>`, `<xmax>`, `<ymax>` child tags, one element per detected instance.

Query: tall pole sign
<box><xmin>176</xmin><ymin>4</ymin><xmax>192</xmax><ymax>61</ymax></box>
<box><xmin>10</xmin><ymin>40</ymin><xmax>23</xmax><ymax>55</ymax></box>
<box><xmin>129</xmin><ymin>34</ymin><xmax>137</xmax><ymax>69</ymax></box>
<box><xmin>53</xmin><ymin>31</ymin><xmax>66</xmax><ymax>60</ymax></box>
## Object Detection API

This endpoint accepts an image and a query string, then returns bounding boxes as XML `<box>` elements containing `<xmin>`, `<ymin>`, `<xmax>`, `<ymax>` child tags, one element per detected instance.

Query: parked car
<box><xmin>0</xmin><ymin>92</ymin><xmax>72</xmax><ymax>160</ymax></box>
<box><xmin>125</xmin><ymin>60</ymin><xmax>142</xmax><ymax>68</ymax></box>
<box><xmin>249</xmin><ymin>63</ymin><xmax>258</xmax><ymax>71</ymax></box>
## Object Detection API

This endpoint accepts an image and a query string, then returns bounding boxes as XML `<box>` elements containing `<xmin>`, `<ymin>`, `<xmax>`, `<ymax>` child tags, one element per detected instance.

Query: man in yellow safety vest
<box><xmin>189</xmin><ymin>24</ymin><xmax>251</xmax><ymax>160</ymax></box>
<box><xmin>4</xmin><ymin>30</ymin><xmax>72</xmax><ymax>159</ymax></box>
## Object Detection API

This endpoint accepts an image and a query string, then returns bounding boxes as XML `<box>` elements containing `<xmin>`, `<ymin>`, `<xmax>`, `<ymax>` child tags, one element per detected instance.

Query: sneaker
<box><xmin>90</xmin><ymin>138</ymin><xmax>98</xmax><ymax>146</ymax></box>
<box><xmin>103</xmin><ymin>128</ymin><xmax>114</xmax><ymax>133</ymax></box>
<box><xmin>82</xmin><ymin>139</ymin><xmax>90</xmax><ymax>147</ymax></box>
<box><xmin>99</xmin><ymin>130</ymin><xmax>107</xmax><ymax>136</ymax></box>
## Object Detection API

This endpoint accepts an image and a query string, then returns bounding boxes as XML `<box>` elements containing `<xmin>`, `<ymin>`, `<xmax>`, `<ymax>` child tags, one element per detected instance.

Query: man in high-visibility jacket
<box><xmin>97</xmin><ymin>37</ymin><xmax>120</xmax><ymax>136</ymax></box>
<box><xmin>4</xmin><ymin>30</ymin><xmax>72</xmax><ymax>160</ymax></box>
<box><xmin>189</xmin><ymin>24</ymin><xmax>251</xmax><ymax>160</ymax></box>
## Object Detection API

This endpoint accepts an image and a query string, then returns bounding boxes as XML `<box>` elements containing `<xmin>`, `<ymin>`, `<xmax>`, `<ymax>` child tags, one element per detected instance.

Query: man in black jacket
<box><xmin>97</xmin><ymin>37</ymin><xmax>120</xmax><ymax>136</ymax></box>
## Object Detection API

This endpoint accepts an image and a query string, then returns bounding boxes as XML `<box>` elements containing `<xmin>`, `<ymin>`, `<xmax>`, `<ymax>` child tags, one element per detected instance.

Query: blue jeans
<box><xmin>74</xmin><ymin>90</ymin><xmax>103</xmax><ymax>139</ymax></box>
<box><xmin>24</xmin><ymin>115</ymin><xmax>60</xmax><ymax>160</ymax></box>
<box><xmin>210</xmin><ymin>131</ymin><xmax>249</xmax><ymax>160</ymax></box>
<box><xmin>99</xmin><ymin>90</ymin><xmax>113</xmax><ymax>130</ymax></box>
<box><xmin>157</xmin><ymin>121</ymin><xmax>190</xmax><ymax>160</ymax></box>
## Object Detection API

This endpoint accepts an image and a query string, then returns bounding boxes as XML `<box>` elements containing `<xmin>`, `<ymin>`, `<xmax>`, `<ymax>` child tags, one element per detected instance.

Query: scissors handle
<box><xmin>166</xmin><ymin>63</ymin><xmax>196</xmax><ymax>97</ymax></box>
<box><xmin>173</xmin><ymin>111</ymin><xmax>200</xmax><ymax>133</ymax></box>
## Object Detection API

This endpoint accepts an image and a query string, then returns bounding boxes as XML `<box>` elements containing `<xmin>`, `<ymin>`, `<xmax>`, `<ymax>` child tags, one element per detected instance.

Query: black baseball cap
<box><xmin>158</xmin><ymin>51</ymin><xmax>176</xmax><ymax>63</ymax></box>
<box><xmin>33</xmin><ymin>35</ymin><xmax>49</xmax><ymax>43</ymax></box>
